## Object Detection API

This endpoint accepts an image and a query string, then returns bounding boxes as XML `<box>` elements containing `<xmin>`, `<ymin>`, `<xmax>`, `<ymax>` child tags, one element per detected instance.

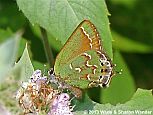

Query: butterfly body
<box><xmin>54</xmin><ymin>20</ymin><xmax>113</xmax><ymax>89</ymax></box>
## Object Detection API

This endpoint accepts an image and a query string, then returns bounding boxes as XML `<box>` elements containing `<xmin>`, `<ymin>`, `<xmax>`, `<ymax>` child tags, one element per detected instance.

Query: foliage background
<box><xmin>0</xmin><ymin>0</ymin><xmax>153</xmax><ymax>114</ymax></box>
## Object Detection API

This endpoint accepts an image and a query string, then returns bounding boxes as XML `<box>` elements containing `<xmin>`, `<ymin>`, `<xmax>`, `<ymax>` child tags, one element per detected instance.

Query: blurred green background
<box><xmin>0</xmin><ymin>0</ymin><xmax>153</xmax><ymax>110</ymax></box>
<box><xmin>106</xmin><ymin>0</ymin><xmax>153</xmax><ymax>89</ymax></box>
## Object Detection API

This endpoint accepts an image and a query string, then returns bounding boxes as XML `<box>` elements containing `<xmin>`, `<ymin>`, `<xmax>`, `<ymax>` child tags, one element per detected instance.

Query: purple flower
<box><xmin>48</xmin><ymin>93</ymin><xmax>73</xmax><ymax>115</ymax></box>
<box><xmin>30</xmin><ymin>69</ymin><xmax>42</xmax><ymax>83</ymax></box>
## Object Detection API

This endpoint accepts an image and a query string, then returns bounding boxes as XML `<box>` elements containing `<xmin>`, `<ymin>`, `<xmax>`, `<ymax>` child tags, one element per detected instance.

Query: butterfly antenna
<box><xmin>112</xmin><ymin>63</ymin><xmax>122</xmax><ymax>76</ymax></box>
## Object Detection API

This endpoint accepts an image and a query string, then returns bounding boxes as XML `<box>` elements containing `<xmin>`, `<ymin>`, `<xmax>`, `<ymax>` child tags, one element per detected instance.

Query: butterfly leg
<box><xmin>67</xmin><ymin>85</ymin><xmax>83</xmax><ymax>99</ymax></box>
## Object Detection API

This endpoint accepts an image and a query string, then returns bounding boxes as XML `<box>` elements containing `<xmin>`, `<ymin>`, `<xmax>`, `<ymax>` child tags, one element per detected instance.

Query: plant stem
<box><xmin>40</xmin><ymin>27</ymin><xmax>54</xmax><ymax>68</ymax></box>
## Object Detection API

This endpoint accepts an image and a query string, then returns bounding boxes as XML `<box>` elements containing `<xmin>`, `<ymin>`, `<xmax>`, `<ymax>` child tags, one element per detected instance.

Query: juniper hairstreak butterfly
<box><xmin>53</xmin><ymin>20</ymin><xmax>114</xmax><ymax>89</ymax></box>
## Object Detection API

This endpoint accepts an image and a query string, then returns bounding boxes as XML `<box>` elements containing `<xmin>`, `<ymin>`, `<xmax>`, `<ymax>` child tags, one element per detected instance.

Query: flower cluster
<box><xmin>48</xmin><ymin>93</ymin><xmax>74</xmax><ymax>115</ymax></box>
<box><xmin>16</xmin><ymin>69</ymin><xmax>73</xmax><ymax>115</ymax></box>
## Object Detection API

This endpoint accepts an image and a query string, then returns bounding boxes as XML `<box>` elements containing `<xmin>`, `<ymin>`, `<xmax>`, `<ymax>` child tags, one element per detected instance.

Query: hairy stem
<box><xmin>40</xmin><ymin>27</ymin><xmax>54</xmax><ymax>68</ymax></box>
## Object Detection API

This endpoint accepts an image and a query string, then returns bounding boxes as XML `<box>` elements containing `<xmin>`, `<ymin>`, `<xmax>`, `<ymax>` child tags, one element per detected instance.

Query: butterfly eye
<box><xmin>48</xmin><ymin>68</ymin><xmax>54</xmax><ymax>75</ymax></box>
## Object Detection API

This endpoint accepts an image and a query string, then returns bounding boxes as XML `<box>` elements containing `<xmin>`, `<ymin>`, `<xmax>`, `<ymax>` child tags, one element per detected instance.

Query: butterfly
<box><xmin>53</xmin><ymin>20</ymin><xmax>114</xmax><ymax>89</ymax></box>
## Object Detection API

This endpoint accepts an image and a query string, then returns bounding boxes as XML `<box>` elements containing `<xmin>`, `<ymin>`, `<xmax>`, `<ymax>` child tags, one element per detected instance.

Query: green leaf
<box><xmin>0</xmin><ymin>28</ymin><xmax>13</xmax><ymax>43</ymax></box>
<box><xmin>32</xmin><ymin>60</ymin><xmax>49</xmax><ymax>71</ymax></box>
<box><xmin>0</xmin><ymin>44</ymin><xmax>33</xmax><ymax>114</ymax></box>
<box><xmin>0</xmin><ymin>32</ymin><xmax>20</xmax><ymax>82</ymax></box>
<box><xmin>0</xmin><ymin>38</ymin><xmax>18</xmax><ymax>65</ymax></box>
<box><xmin>16</xmin><ymin>0</ymin><xmax>113</xmax><ymax>58</ymax></box>
<box><xmin>75</xmin><ymin>89</ymin><xmax>153</xmax><ymax>115</ymax></box>
<box><xmin>0</xmin><ymin>0</ymin><xmax>26</xmax><ymax>31</ymax></box>
<box><xmin>112</xmin><ymin>31</ymin><xmax>153</xmax><ymax>53</ymax></box>
<box><xmin>0</xmin><ymin>28</ymin><xmax>27</xmax><ymax>58</ymax></box>
<box><xmin>14</xmin><ymin>44</ymin><xmax>34</xmax><ymax>81</ymax></box>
